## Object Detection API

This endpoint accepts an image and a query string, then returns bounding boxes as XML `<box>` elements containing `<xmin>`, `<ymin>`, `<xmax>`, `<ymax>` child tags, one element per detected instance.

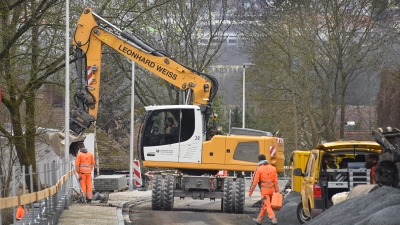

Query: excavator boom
<box><xmin>71</xmin><ymin>8</ymin><xmax>217</xmax><ymax>133</ymax></box>
<box><xmin>48</xmin><ymin>7</ymin><xmax>218</xmax><ymax>153</ymax></box>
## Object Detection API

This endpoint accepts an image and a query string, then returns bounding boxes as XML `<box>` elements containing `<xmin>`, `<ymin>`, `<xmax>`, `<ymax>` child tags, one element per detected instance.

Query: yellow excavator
<box><xmin>48</xmin><ymin>8</ymin><xmax>284</xmax><ymax>213</ymax></box>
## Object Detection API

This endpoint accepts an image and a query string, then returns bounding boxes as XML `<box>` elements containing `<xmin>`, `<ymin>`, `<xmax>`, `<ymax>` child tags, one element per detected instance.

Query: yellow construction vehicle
<box><xmin>48</xmin><ymin>8</ymin><xmax>284</xmax><ymax>213</ymax></box>
<box><xmin>292</xmin><ymin>127</ymin><xmax>400</xmax><ymax>223</ymax></box>
<box><xmin>291</xmin><ymin>141</ymin><xmax>381</xmax><ymax>223</ymax></box>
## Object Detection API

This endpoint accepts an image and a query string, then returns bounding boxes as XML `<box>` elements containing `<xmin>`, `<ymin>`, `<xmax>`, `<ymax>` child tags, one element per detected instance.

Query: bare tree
<box><xmin>0</xmin><ymin>0</ymin><xmax>69</xmax><ymax>193</ymax></box>
<box><xmin>377</xmin><ymin>68</ymin><xmax>400</xmax><ymax>127</ymax></box>
<box><xmin>237</xmin><ymin>0</ymin><xmax>395</xmax><ymax>150</ymax></box>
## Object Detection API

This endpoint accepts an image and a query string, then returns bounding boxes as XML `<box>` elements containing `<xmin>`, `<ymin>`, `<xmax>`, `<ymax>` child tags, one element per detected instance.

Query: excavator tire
<box><xmin>346</xmin><ymin>184</ymin><xmax>379</xmax><ymax>200</ymax></box>
<box><xmin>234</xmin><ymin>178</ymin><xmax>245</xmax><ymax>213</ymax></box>
<box><xmin>222</xmin><ymin>178</ymin><xmax>234</xmax><ymax>213</ymax></box>
<box><xmin>162</xmin><ymin>175</ymin><xmax>174</xmax><ymax>210</ymax></box>
<box><xmin>151</xmin><ymin>175</ymin><xmax>162</xmax><ymax>210</ymax></box>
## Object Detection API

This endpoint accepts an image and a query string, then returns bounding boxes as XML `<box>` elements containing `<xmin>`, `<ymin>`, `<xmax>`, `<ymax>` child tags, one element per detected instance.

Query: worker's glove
<box><xmin>78</xmin><ymin>177</ymin><xmax>82</xmax><ymax>182</ymax></box>
<box><xmin>248</xmin><ymin>191</ymin><xmax>252</xmax><ymax>197</ymax></box>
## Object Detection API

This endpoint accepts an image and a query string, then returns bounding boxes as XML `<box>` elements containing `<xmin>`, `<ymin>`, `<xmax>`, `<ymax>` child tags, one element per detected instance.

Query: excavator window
<box><xmin>143</xmin><ymin>109</ymin><xmax>195</xmax><ymax>146</ymax></box>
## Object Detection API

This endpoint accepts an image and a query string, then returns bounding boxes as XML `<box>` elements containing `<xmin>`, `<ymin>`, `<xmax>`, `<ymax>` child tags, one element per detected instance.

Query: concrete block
<box><xmin>94</xmin><ymin>175</ymin><xmax>126</xmax><ymax>191</ymax></box>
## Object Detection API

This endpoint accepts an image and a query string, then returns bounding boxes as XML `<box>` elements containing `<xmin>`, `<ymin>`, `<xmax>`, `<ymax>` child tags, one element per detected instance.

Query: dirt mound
<box><xmin>307</xmin><ymin>186</ymin><xmax>400</xmax><ymax>225</ymax></box>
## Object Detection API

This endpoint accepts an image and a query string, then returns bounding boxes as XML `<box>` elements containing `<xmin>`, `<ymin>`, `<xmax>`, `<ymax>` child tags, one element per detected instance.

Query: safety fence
<box><xmin>0</xmin><ymin>159</ymin><xmax>74</xmax><ymax>225</ymax></box>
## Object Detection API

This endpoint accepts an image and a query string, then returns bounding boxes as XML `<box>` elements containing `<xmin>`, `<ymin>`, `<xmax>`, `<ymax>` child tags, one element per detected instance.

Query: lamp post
<box><xmin>242</xmin><ymin>63</ymin><xmax>254</xmax><ymax>128</ymax></box>
<box><xmin>64</xmin><ymin>0</ymin><xmax>70</xmax><ymax>209</ymax></box>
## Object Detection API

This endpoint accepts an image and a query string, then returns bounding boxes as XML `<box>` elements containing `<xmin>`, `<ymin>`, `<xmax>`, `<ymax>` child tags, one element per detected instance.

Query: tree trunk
<box><xmin>24</xmin><ymin>0</ymin><xmax>39</xmax><ymax>193</ymax></box>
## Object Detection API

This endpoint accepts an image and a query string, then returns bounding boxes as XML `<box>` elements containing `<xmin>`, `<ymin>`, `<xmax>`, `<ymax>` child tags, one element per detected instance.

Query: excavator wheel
<box><xmin>234</xmin><ymin>178</ymin><xmax>245</xmax><ymax>213</ymax></box>
<box><xmin>222</xmin><ymin>178</ymin><xmax>234</xmax><ymax>213</ymax></box>
<box><xmin>162</xmin><ymin>175</ymin><xmax>174</xmax><ymax>210</ymax></box>
<box><xmin>151</xmin><ymin>175</ymin><xmax>162</xmax><ymax>210</ymax></box>
<box><xmin>346</xmin><ymin>184</ymin><xmax>379</xmax><ymax>200</ymax></box>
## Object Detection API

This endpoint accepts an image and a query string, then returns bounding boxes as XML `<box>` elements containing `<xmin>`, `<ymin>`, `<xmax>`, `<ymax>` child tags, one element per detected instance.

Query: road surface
<box><xmin>127</xmin><ymin>179</ymin><xmax>301</xmax><ymax>225</ymax></box>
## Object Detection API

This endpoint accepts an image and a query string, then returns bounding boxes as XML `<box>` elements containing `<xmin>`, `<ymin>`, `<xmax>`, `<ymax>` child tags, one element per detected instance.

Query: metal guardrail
<box><xmin>0</xmin><ymin>159</ymin><xmax>75</xmax><ymax>225</ymax></box>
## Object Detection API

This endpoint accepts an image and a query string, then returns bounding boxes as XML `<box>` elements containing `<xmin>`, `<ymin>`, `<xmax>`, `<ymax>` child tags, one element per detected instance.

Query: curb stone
<box><xmin>117</xmin><ymin>201</ymin><xmax>128</xmax><ymax>225</ymax></box>
<box><xmin>122</xmin><ymin>196</ymin><xmax>152</xmax><ymax>225</ymax></box>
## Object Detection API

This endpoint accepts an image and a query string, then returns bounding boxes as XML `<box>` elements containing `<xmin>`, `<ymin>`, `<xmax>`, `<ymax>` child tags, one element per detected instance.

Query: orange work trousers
<box><xmin>79</xmin><ymin>173</ymin><xmax>93</xmax><ymax>200</ymax></box>
<box><xmin>256</xmin><ymin>194</ymin><xmax>276</xmax><ymax>223</ymax></box>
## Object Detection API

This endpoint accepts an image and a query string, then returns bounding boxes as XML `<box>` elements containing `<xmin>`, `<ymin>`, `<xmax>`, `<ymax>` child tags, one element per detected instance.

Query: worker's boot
<box><xmin>86</xmin><ymin>199</ymin><xmax>92</xmax><ymax>203</ymax></box>
<box><xmin>269</xmin><ymin>217</ymin><xmax>278</xmax><ymax>225</ymax></box>
<box><xmin>252</xmin><ymin>219</ymin><xmax>262</xmax><ymax>225</ymax></box>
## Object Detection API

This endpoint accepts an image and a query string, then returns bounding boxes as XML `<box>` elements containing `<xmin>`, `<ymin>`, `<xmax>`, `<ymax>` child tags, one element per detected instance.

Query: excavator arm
<box><xmin>70</xmin><ymin>7</ymin><xmax>218</xmax><ymax>135</ymax></box>
<box><xmin>48</xmin><ymin>8</ymin><xmax>218</xmax><ymax>155</ymax></box>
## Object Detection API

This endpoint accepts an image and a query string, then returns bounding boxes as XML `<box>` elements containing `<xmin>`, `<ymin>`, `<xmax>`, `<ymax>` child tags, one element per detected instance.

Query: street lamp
<box><xmin>242</xmin><ymin>63</ymin><xmax>255</xmax><ymax>128</ymax></box>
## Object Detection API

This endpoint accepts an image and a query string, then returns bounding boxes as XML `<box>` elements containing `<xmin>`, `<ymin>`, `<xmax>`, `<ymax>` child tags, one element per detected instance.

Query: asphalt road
<box><xmin>127</xmin><ymin>179</ymin><xmax>301</xmax><ymax>225</ymax></box>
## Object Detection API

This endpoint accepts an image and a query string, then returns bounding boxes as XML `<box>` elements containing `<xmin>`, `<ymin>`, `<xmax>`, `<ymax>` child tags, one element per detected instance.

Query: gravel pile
<box><xmin>275</xmin><ymin>191</ymin><xmax>301</xmax><ymax>225</ymax></box>
<box><xmin>307</xmin><ymin>186</ymin><xmax>400</xmax><ymax>225</ymax></box>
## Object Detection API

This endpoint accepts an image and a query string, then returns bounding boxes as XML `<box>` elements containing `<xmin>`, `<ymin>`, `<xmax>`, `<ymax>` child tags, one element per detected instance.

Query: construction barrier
<box><xmin>133</xmin><ymin>159</ymin><xmax>142</xmax><ymax>187</ymax></box>
<box><xmin>216</xmin><ymin>170</ymin><xmax>228</xmax><ymax>176</ymax></box>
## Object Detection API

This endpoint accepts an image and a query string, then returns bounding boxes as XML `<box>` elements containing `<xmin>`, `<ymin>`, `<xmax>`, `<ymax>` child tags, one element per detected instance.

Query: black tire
<box><xmin>234</xmin><ymin>178</ymin><xmax>245</xmax><ymax>214</ymax></box>
<box><xmin>222</xmin><ymin>178</ymin><xmax>233</xmax><ymax>213</ymax></box>
<box><xmin>151</xmin><ymin>175</ymin><xmax>162</xmax><ymax>210</ymax></box>
<box><xmin>296</xmin><ymin>202</ymin><xmax>311</xmax><ymax>224</ymax></box>
<box><xmin>163</xmin><ymin>175</ymin><xmax>174</xmax><ymax>210</ymax></box>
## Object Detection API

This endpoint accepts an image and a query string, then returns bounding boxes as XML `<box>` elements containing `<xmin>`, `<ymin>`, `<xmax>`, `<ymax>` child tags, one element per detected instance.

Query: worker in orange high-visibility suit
<box><xmin>16</xmin><ymin>205</ymin><xmax>28</xmax><ymax>220</ymax></box>
<box><xmin>248</xmin><ymin>154</ymin><xmax>279</xmax><ymax>225</ymax></box>
<box><xmin>75</xmin><ymin>142</ymin><xmax>95</xmax><ymax>203</ymax></box>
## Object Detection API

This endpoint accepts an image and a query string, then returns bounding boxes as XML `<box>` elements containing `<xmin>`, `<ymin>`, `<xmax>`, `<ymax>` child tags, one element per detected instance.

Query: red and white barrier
<box><xmin>270</xmin><ymin>138</ymin><xmax>284</xmax><ymax>156</ymax></box>
<box><xmin>133</xmin><ymin>159</ymin><xmax>142</xmax><ymax>187</ymax></box>
<box><xmin>216</xmin><ymin>170</ymin><xmax>228</xmax><ymax>176</ymax></box>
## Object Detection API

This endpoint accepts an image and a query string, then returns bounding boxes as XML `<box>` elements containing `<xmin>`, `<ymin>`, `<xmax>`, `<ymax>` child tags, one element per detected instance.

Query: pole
<box><xmin>229</xmin><ymin>109</ymin><xmax>232</xmax><ymax>134</ymax></box>
<box><xmin>12</xmin><ymin>166</ymin><xmax>16</xmax><ymax>225</ymax></box>
<box><xmin>129</xmin><ymin>61</ymin><xmax>135</xmax><ymax>191</ymax></box>
<box><xmin>242</xmin><ymin>65</ymin><xmax>246</xmax><ymax>128</ymax></box>
<box><xmin>95</xmin><ymin>122</ymin><xmax>99</xmax><ymax>176</ymax></box>
<box><xmin>64</xmin><ymin>0</ymin><xmax>70</xmax><ymax>208</ymax></box>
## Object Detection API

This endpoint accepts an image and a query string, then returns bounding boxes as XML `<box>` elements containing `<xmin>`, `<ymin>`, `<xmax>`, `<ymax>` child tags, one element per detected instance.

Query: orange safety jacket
<box><xmin>75</xmin><ymin>150</ymin><xmax>94</xmax><ymax>174</ymax></box>
<box><xmin>249</xmin><ymin>163</ymin><xmax>279</xmax><ymax>196</ymax></box>
<box><xmin>16</xmin><ymin>206</ymin><xmax>27</xmax><ymax>220</ymax></box>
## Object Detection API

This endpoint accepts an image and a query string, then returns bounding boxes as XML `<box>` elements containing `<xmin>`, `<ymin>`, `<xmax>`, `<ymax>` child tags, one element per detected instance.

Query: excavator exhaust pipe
<box><xmin>47</xmin><ymin>131</ymin><xmax>86</xmax><ymax>157</ymax></box>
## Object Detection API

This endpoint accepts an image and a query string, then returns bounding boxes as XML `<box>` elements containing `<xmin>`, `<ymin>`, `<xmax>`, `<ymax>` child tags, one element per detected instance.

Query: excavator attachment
<box><xmin>47</xmin><ymin>131</ymin><xmax>86</xmax><ymax>157</ymax></box>
<box><xmin>344</xmin><ymin>127</ymin><xmax>400</xmax><ymax>201</ymax></box>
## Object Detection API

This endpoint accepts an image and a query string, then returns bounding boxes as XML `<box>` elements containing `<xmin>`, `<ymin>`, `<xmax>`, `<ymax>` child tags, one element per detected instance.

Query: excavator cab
<box><xmin>139</xmin><ymin>105</ymin><xmax>204</xmax><ymax>163</ymax></box>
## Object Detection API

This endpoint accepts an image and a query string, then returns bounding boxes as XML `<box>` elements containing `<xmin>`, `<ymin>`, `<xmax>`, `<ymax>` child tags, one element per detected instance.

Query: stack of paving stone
<box><xmin>94</xmin><ymin>175</ymin><xmax>127</xmax><ymax>191</ymax></box>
